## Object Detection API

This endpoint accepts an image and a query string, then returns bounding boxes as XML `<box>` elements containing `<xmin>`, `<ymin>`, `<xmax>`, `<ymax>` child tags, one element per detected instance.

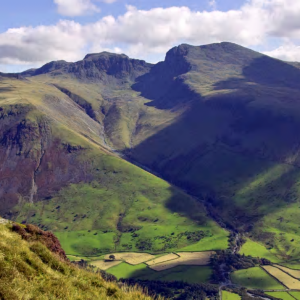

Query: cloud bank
<box><xmin>1</xmin><ymin>0</ymin><xmax>300</xmax><ymax>70</ymax></box>
<box><xmin>54</xmin><ymin>0</ymin><xmax>100</xmax><ymax>16</ymax></box>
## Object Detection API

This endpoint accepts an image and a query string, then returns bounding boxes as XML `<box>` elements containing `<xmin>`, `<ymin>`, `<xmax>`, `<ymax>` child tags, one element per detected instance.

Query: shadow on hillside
<box><xmin>0</xmin><ymin>86</ymin><xmax>15</xmax><ymax>92</ymax></box>
<box><xmin>126</xmin><ymin>55</ymin><xmax>300</xmax><ymax>231</ymax></box>
<box><xmin>132</xmin><ymin>58</ymin><xmax>197</xmax><ymax>109</ymax></box>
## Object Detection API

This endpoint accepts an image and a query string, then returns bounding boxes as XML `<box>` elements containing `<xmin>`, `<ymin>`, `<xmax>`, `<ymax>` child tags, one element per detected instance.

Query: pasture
<box><xmin>107</xmin><ymin>262</ymin><xmax>212</xmax><ymax>284</ymax></box>
<box><xmin>222</xmin><ymin>291</ymin><xmax>241</xmax><ymax>300</ymax></box>
<box><xmin>146</xmin><ymin>253</ymin><xmax>179</xmax><ymax>266</ymax></box>
<box><xmin>149</xmin><ymin>251</ymin><xmax>214</xmax><ymax>271</ymax></box>
<box><xmin>239</xmin><ymin>239</ymin><xmax>281</xmax><ymax>263</ymax></box>
<box><xmin>103</xmin><ymin>253</ymin><xmax>155</xmax><ymax>265</ymax></box>
<box><xmin>265</xmin><ymin>292</ymin><xmax>295</xmax><ymax>300</ymax></box>
<box><xmin>89</xmin><ymin>260</ymin><xmax>122</xmax><ymax>270</ymax></box>
<box><xmin>275</xmin><ymin>265</ymin><xmax>300</xmax><ymax>279</ymax></box>
<box><xmin>262</xmin><ymin>266</ymin><xmax>300</xmax><ymax>289</ymax></box>
<box><xmin>231</xmin><ymin>267</ymin><xmax>284</xmax><ymax>290</ymax></box>
<box><xmin>289</xmin><ymin>292</ymin><xmax>300</xmax><ymax>300</ymax></box>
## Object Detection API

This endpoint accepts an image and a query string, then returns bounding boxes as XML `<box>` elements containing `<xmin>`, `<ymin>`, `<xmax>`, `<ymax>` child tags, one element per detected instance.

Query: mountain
<box><xmin>0</xmin><ymin>221</ymin><xmax>154</xmax><ymax>300</ymax></box>
<box><xmin>0</xmin><ymin>58</ymin><xmax>227</xmax><ymax>258</ymax></box>
<box><xmin>2</xmin><ymin>41</ymin><xmax>300</xmax><ymax>262</ymax></box>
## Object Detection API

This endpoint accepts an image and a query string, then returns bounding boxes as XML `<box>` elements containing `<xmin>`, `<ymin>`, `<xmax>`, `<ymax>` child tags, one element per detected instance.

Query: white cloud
<box><xmin>1</xmin><ymin>0</ymin><xmax>300</xmax><ymax>71</ymax></box>
<box><xmin>264</xmin><ymin>43</ymin><xmax>300</xmax><ymax>61</ymax></box>
<box><xmin>54</xmin><ymin>0</ymin><xmax>100</xmax><ymax>16</ymax></box>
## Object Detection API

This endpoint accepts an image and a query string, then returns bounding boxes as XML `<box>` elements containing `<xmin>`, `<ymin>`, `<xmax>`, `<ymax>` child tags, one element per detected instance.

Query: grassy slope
<box><xmin>107</xmin><ymin>262</ymin><xmax>212</xmax><ymax>284</ymax></box>
<box><xmin>0</xmin><ymin>77</ymin><xmax>228</xmax><ymax>257</ymax></box>
<box><xmin>17</xmin><ymin>158</ymin><xmax>228</xmax><ymax>256</ymax></box>
<box><xmin>222</xmin><ymin>291</ymin><xmax>241</xmax><ymax>300</ymax></box>
<box><xmin>231</xmin><ymin>267</ymin><xmax>284</xmax><ymax>290</ymax></box>
<box><xmin>239</xmin><ymin>239</ymin><xmax>282</xmax><ymax>263</ymax></box>
<box><xmin>266</xmin><ymin>292</ymin><xmax>295</xmax><ymax>300</ymax></box>
<box><xmin>30</xmin><ymin>75</ymin><xmax>179</xmax><ymax>151</ymax></box>
<box><xmin>290</xmin><ymin>292</ymin><xmax>300</xmax><ymax>300</ymax></box>
<box><xmin>0</xmin><ymin>224</ymin><xmax>155</xmax><ymax>300</ymax></box>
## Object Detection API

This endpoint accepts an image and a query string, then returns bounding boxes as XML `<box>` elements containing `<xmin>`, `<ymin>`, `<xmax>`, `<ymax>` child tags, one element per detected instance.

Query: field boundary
<box><xmin>274</xmin><ymin>265</ymin><xmax>300</xmax><ymax>281</ymax></box>
<box><xmin>288</xmin><ymin>291</ymin><xmax>299</xmax><ymax>300</ymax></box>
<box><xmin>261</xmin><ymin>266</ymin><xmax>289</xmax><ymax>289</ymax></box>
<box><xmin>146</xmin><ymin>252</ymin><xmax>180</xmax><ymax>266</ymax></box>
<box><xmin>66</xmin><ymin>250</ymin><xmax>216</xmax><ymax>259</ymax></box>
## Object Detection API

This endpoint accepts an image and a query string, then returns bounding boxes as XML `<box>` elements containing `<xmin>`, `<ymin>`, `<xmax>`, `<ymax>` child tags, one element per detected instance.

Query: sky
<box><xmin>1</xmin><ymin>0</ymin><xmax>300</xmax><ymax>72</ymax></box>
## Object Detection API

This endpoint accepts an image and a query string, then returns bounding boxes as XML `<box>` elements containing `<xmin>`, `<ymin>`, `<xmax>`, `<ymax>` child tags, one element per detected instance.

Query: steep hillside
<box><xmin>0</xmin><ymin>74</ymin><xmax>227</xmax><ymax>257</ymax></box>
<box><xmin>0</xmin><ymin>222</ymin><xmax>156</xmax><ymax>300</ymax></box>
<box><xmin>129</xmin><ymin>43</ymin><xmax>300</xmax><ymax>261</ymax></box>
<box><xmin>18</xmin><ymin>42</ymin><xmax>300</xmax><ymax>262</ymax></box>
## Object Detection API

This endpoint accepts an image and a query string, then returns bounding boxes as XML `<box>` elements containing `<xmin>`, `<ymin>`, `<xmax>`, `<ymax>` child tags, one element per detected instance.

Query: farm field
<box><xmin>103</xmin><ymin>253</ymin><xmax>155</xmax><ymax>265</ymax></box>
<box><xmin>89</xmin><ymin>260</ymin><xmax>122</xmax><ymax>270</ymax></box>
<box><xmin>222</xmin><ymin>291</ymin><xmax>241</xmax><ymax>300</ymax></box>
<box><xmin>281</xmin><ymin>262</ymin><xmax>300</xmax><ymax>270</ymax></box>
<box><xmin>147</xmin><ymin>266</ymin><xmax>212</xmax><ymax>284</ymax></box>
<box><xmin>275</xmin><ymin>265</ymin><xmax>300</xmax><ymax>279</ymax></box>
<box><xmin>146</xmin><ymin>253</ymin><xmax>179</xmax><ymax>266</ymax></box>
<box><xmin>289</xmin><ymin>292</ymin><xmax>300</xmax><ymax>300</ymax></box>
<box><xmin>107</xmin><ymin>262</ymin><xmax>212</xmax><ymax>284</ymax></box>
<box><xmin>231</xmin><ymin>267</ymin><xmax>284</xmax><ymax>290</ymax></box>
<box><xmin>149</xmin><ymin>251</ymin><xmax>214</xmax><ymax>271</ymax></box>
<box><xmin>262</xmin><ymin>266</ymin><xmax>300</xmax><ymax>289</ymax></box>
<box><xmin>265</xmin><ymin>292</ymin><xmax>295</xmax><ymax>300</ymax></box>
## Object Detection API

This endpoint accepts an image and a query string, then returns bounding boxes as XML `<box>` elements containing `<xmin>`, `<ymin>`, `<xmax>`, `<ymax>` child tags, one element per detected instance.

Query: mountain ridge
<box><xmin>2</xmin><ymin>41</ymin><xmax>300</xmax><ymax>262</ymax></box>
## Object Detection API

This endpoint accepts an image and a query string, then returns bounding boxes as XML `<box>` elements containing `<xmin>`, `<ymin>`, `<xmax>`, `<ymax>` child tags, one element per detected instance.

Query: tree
<box><xmin>109</xmin><ymin>254</ymin><xmax>115</xmax><ymax>261</ymax></box>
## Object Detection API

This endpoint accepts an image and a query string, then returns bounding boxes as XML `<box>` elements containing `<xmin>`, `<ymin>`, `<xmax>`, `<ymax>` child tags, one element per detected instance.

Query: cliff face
<box><xmin>0</xmin><ymin>104</ymin><xmax>91</xmax><ymax>215</ymax></box>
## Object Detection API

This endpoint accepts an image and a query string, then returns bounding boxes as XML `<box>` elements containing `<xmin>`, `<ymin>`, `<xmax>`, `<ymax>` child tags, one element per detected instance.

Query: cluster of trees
<box><xmin>211</xmin><ymin>250</ymin><xmax>271</xmax><ymax>283</ymax></box>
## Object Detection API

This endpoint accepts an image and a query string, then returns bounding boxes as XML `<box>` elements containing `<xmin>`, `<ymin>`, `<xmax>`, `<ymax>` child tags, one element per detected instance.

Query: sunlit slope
<box><xmin>29</xmin><ymin>73</ymin><xmax>181</xmax><ymax>151</ymax></box>
<box><xmin>0</xmin><ymin>223</ymin><xmax>155</xmax><ymax>300</ymax></box>
<box><xmin>0</xmin><ymin>75</ymin><xmax>228</xmax><ymax>257</ymax></box>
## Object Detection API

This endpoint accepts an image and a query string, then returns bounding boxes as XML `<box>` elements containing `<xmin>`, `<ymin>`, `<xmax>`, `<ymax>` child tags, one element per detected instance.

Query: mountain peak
<box><xmin>84</xmin><ymin>51</ymin><xmax>129</xmax><ymax>60</ymax></box>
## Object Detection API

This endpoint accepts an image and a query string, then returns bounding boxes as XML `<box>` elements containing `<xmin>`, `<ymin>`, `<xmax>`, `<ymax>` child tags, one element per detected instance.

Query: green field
<box><xmin>239</xmin><ymin>239</ymin><xmax>282</xmax><ymax>263</ymax></box>
<box><xmin>222</xmin><ymin>291</ymin><xmax>241</xmax><ymax>300</ymax></box>
<box><xmin>231</xmin><ymin>267</ymin><xmax>284</xmax><ymax>290</ymax></box>
<box><xmin>266</xmin><ymin>292</ymin><xmax>295</xmax><ymax>300</ymax></box>
<box><xmin>107</xmin><ymin>262</ymin><xmax>212</xmax><ymax>284</ymax></box>
<box><xmin>281</xmin><ymin>262</ymin><xmax>300</xmax><ymax>270</ymax></box>
<box><xmin>289</xmin><ymin>292</ymin><xmax>300</xmax><ymax>300</ymax></box>
<box><xmin>280</xmin><ymin>261</ymin><xmax>300</xmax><ymax>270</ymax></box>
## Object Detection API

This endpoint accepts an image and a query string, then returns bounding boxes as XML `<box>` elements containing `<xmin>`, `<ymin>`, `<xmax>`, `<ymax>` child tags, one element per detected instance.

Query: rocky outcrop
<box><xmin>21</xmin><ymin>52</ymin><xmax>152</xmax><ymax>84</ymax></box>
<box><xmin>0</xmin><ymin>104</ymin><xmax>93</xmax><ymax>215</ymax></box>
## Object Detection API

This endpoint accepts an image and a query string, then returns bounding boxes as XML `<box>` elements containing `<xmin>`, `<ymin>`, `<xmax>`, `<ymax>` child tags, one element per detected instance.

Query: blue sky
<box><xmin>0</xmin><ymin>0</ymin><xmax>246</xmax><ymax>31</ymax></box>
<box><xmin>0</xmin><ymin>0</ymin><xmax>300</xmax><ymax>72</ymax></box>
